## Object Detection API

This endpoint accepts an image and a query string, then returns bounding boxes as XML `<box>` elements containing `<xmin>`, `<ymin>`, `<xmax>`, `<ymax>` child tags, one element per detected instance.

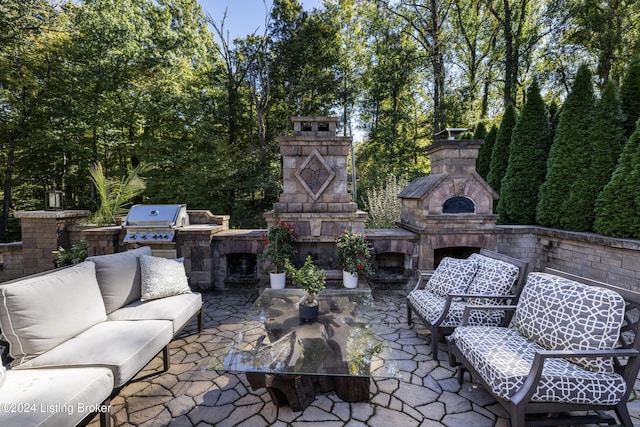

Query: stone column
<box><xmin>14</xmin><ymin>210</ymin><xmax>91</xmax><ymax>275</ymax></box>
<box><xmin>265</xmin><ymin>116</ymin><xmax>368</xmax><ymax>242</ymax></box>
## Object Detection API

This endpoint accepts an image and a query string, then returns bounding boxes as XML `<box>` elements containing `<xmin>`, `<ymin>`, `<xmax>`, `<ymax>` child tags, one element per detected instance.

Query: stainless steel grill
<box><xmin>122</xmin><ymin>204</ymin><xmax>189</xmax><ymax>243</ymax></box>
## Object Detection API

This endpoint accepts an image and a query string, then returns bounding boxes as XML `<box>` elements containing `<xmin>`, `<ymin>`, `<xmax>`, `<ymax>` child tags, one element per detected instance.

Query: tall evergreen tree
<box><xmin>477</xmin><ymin>124</ymin><xmax>497</xmax><ymax>179</ymax></box>
<box><xmin>594</xmin><ymin>120</ymin><xmax>640</xmax><ymax>237</ymax></box>
<box><xmin>565</xmin><ymin>81</ymin><xmax>625</xmax><ymax>231</ymax></box>
<box><xmin>537</xmin><ymin>64</ymin><xmax>595</xmax><ymax>228</ymax></box>
<box><xmin>620</xmin><ymin>55</ymin><xmax>640</xmax><ymax>139</ymax></box>
<box><xmin>487</xmin><ymin>104</ymin><xmax>516</xmax><ymax>195</ymax></box>
<box><xmin>497</xmin><ymin>80</ymin><xmax>550</xmax><ymax>224</ymax></box>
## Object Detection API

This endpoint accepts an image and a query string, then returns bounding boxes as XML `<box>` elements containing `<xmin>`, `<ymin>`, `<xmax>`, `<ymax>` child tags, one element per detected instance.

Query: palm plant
<box><xmin>89</xmin><ymin>162</ymin><xmax>147</xmax><ymax>226</ymax></box>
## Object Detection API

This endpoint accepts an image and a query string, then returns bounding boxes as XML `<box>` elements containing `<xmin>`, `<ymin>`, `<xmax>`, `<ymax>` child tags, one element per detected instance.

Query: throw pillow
<box><xmin>140</xmin><ymin>255</ymin><xmax>191</xmax><ymax>301</ymax></box>
<box><xmin>466</xmin><ymin>253</ymin><xmax>520</xmax><ymax>305</ymax></box>
<box><xmin>0</xmin><ymin>364</ymin><xmax>5</xmax><ymax>388</ymax></box>
<box><xmin>513</xmin><ymin>272</ymin><xmax>625</xmax><ymax>373</ymax></box>
<box><xmin>425</xmin><ymin>257</ymin><xmax>478</xmax><ymax>297</ymax></box>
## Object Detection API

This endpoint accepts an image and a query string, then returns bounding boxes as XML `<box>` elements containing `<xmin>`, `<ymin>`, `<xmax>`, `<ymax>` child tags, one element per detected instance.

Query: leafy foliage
<box><xmin>594</xmin><ymin>121</ymin><xmax>640</xmax><ymax>237</ymax></box>
<box><xmin>497</xmin><ymin>81</ymin><xmax>550</xmax><ymax>224</ymax></box>
<box><xmin>364</xmin><ymin>175</ymin><xmax>407</xmax><ymax>228</ymax></box>
<box><xmin>565</xmin><ymin>81</ymin><xmax>625</xmax><ymax>231</ymax></box>
<box><xmin>53</xmin><ymin>240</ymin><xmax>88</xmax><ymax>267</ymax></box>
<box><xmin>620</xmin><ymin>55</ymin><xmax>640</xmax><ymax>139</ymax></box>
<box><xmin>259</xmin><ymin>221</ymin><xmax>297</xmax><ymax>273</ymax></box>
<box><xmin>537</xmin><ymin>64</ymin><xmax>595</xmax><ymax>228</ymax></box>
<box><xmin>476</xmin><ymin>125</ymin><xmax>498</xmax><ymax>180</ymax></box>
<box><xmin>335</xmin><ymin>230</ymin><xmax>373</xmax><ymax>276</ymax></box>
<box><xmin>487</xmin><ymin>104</ymin><xmax>517</xmax><ymax>195</ymax></box>
<box><xmin>88</xmin><ymin>162</ymin><xmax>147</xmax><ymax>226</ymax></box>
<box><xmin>284</xmin><ymin>255</ymin><xmax>325</xmax><ymax>305</ymax></box>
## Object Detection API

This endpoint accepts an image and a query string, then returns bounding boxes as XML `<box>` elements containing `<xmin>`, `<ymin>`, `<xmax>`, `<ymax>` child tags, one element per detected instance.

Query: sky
<box><xmin>198</xmin><ymin>0</ymin><xmax>324</xmax><ymax>43</ymax></box>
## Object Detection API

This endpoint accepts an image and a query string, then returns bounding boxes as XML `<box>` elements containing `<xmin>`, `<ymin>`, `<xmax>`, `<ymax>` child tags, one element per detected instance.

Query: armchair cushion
<box><xmin>450</xmin><ymin>326</ymin><xmax>627</xmax><ymax>405</ymax></box>
<box><xmin>513</xmin><ymin>272</ymin><xmax>625</xmax><ymax>373</ymax></box>
<box><xmin>466</xmin><ymin>253</ymin><xmax>519</xmax><ymax>305</ymax></box>
<box><xmin>425</xmin><ymin>257</ymin><xmax>478</xmax><ymax>297</ymax></box>
<box><xmin>407</xmin><ymin>290</ymin><xmax>505</xmax><ymax>327</ymax></box>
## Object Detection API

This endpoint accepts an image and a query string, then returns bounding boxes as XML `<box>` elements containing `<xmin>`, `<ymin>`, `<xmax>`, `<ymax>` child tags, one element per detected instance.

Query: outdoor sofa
<box><xmin>448</xmin><ymin>270</ymin><xmax>640</xmax><ymax>427</ymax></box>
<box><xmin>407</xmin><ymin>249</ymin><xmax>528</xmax><ymax>360</ymax></box>
<box><xmin>0</xmin><ymin>246</ymin><xmax>203</xmax><ymax>426</ymax></box>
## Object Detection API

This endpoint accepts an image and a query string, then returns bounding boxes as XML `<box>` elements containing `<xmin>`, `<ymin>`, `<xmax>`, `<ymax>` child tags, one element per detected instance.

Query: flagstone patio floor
<box><xmin>90</xmin><ymin>289</ymin><xmax>640</xmax><ymax>427</ymax></box>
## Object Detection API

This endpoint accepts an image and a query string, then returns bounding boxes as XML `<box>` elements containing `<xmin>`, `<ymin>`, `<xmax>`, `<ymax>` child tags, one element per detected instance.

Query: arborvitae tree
<box><xmin>548</xmin><ymin>100</ymin><xmax>559</xmax><ymax>142</ymax></box>
<box><xmin>565</xmin><ymin>81</ymin><xmax>625</xmax><ymax>231</ymax></box>
<box><xmin>537</xmin><ymin>64</ymin><xmax>595</xmax><ymax>228</ymax></box>
<box><xmin>477</xmin><ymin>124</ymin><xmax>497</xmax><ymax>179</ymax></box>
<box><xmin>487</xmin><ymin>104</ymin><xmax>516</xmax><ymax>195</ymax></box>
<box><xmin>620</xmin><ymin>55</ymin><xmax>640</xmax><ymax>139</ymax></box>
<box><xmin>473</xmin><ymin>122</ymin><xmax>487</xmax><ymax>139</ymax></box>
<box><xmin>497</xmin><ymin>80</ymin><xmax>550</xmax><ymax>224</ymax></box>
<box><xmin>594</xmin><ymin>120</ymin><xmax>640</xmax><ymax>237</ymax></box>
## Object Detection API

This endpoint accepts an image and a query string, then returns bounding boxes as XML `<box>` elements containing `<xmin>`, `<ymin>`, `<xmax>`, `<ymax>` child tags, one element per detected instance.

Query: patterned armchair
<box><xmin>448</xmin><ymin>271</ymin><xmax>640</xmax><ymax>427</ymax></box>
<box><xmin>407</xmin><ymin>249</ymin><xmax>528</xmax><ymax>360</ymax></box>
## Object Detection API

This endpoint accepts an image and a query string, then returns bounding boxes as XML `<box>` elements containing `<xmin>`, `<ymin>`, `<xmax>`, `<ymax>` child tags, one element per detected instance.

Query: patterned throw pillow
<box><xmin>465</xmin><ymin>253</ymin><xmax>519</xmax><ymax>305</ymax></box>
<box><xmin>425</xmin><ymin>257</ymin><xmax>478</xmax><ymax>297</ymax></box>
<box><xmin>513</xmin><ymin>272</ymin><xmax>625</xmax><ymax>373</ymax></box>
<box><xmin>140</xmin><ymin>255</ymin><xmax>192</xmax><ymax>301</ymax></box>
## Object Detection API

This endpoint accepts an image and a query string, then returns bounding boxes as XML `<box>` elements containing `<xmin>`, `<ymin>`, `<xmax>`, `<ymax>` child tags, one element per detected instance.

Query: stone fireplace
<box><xmin>264</xmin><ymin>116</ymin><xmax>368</xmax><ymax>269</ymax></box>
<box><xmin>398</xmin><ymin>139</ymin><xmax>498</xmax><ymax>270</ymax></box>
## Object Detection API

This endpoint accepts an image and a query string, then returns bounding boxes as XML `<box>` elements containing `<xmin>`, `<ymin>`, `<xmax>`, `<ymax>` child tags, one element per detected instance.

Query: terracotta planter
<box><xmin>343</xmin><ymin>270</ymin><xmax>359</xmax><ymax>289</ymax></box>
<box><xmin>269</xmin><ymin>272</ymin><xmax>286</xmax><ymax>289</ymax></box>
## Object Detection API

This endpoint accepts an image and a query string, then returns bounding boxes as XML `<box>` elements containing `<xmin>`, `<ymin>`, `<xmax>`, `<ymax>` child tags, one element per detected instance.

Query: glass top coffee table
<box><xmin>203</xmin><ymin>288</ymin><xmax>400</xmax><ymax>411</ymax></box>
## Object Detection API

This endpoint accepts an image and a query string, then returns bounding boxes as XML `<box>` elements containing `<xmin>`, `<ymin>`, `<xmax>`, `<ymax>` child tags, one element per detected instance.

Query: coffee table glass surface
<box><xmin>204</xmin><ymin>288</ymin><xmax>400</xmax><ymax>379</ymax></box>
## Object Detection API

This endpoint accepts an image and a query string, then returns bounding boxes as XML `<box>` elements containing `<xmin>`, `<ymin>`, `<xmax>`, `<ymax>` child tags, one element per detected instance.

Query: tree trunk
<box><xmin>0</xmin><ymin>130</ymin><xmax>18</xmax><ymax>242</ymax></box>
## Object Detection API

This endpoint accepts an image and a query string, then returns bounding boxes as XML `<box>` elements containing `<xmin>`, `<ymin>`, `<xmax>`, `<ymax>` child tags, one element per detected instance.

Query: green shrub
<box><xmin>565</xmin><ymin>80</ymin><xmax>625</xmax><ymax>231</ymax></box>
<box><xmin>364</xmin><ymin>175</ymin><xmax>408</xmax><ymax>228</ymax></box>
<box><xmin>487</xmin><ymin>104</ymin><xmax>517</xmax><ymax>195</ymax></box>
<box><xmin>52</xmin><ymin>240</ymin><xmax>88</xmax><ymax>267</ymax></box>
<box><xmin>594</xmin><ymin>119</ymin><xmax>640</xmax><ymax>237</ymax></box>
<box><xmin>537</xmin><ymin>64</ymin><xmax>595</xmax><ymax>228</ymax></box>
<box><xmin>497</xmin><ymin>80</ymin><xmax>550</xmax><ymax>224</ymax></box>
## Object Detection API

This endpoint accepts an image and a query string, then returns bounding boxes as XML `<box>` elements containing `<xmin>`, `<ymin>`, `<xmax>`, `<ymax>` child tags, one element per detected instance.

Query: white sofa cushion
<box><xmin>139</xmin><ymin>255</ymin><xmax>191</xmax><ymax>301</ymax></box>
<box><xmin>466</xmin><ymin>253</ymin><xmax>519</xmax><ymax>305</ymax></box>
<box><xmin>108</xmin><ymin>292</ymin><xmax>202</xmax><ymax>335</ymax></box>
<box><xmin>87</xmin><ymin>246</ymin><xmax>152</xmax><ymax>314</ymax></box>
<box><xmin>425</xmin><ymin>257</ymin><xmax>478</xmax><ymax>297</ymax></box>
<box><xmin>513</xmin><ymin>272</ymin><xmax>625</xmax><ymax>373</ymax></box>
<box><xmin>0</xmin><ymin>262</ymin><xmax>107</xmax><ymax>366</ymax></box>
<box><xmin>16</xmin><ymin>320</ymin><xmax>173</xmax><ymax>388</ymax></box>
<box><xmin>0</xmin><ymin>367</ymin><xmax>113</xmax><ymax>427</ymax></box>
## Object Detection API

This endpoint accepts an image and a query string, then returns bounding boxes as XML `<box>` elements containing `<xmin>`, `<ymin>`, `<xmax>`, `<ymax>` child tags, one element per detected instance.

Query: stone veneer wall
<box><xmin>13</xmin><ymin>210</ymin><xmax>91</xmax><ymax>275</ymax></box>
<box><xmin>497</xmin><ymin>225</ymin><xmax>640</xmax><ymax>292</ymax></box>
<box><xmin>0</xmin><ymin>242</ymin><xmax>24</xmax><ymax>281</ymax></box>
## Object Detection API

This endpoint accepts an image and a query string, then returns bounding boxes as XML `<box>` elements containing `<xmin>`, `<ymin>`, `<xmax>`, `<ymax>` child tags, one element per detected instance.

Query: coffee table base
<box><xmin>246</xmin><ymin>372</ymin><xmax>370</xmax><ymax>411</ymax></box>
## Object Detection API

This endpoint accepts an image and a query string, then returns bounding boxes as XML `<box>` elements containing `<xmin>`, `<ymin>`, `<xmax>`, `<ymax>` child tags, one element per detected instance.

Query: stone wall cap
<box><xmin>13</xmin><ymin>210</ymin><xmax>91</xmax><ymax>219</ymax></box>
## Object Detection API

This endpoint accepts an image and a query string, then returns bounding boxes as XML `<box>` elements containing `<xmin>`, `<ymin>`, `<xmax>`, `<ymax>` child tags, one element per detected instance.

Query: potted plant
<box><xmin>335</xmin><ymin>230</ymin><xmax>373</xmax><ymax>288</ymax></box>
<box><xmin>259</xmin><ymin>221</ymin><xmax>297</xmax><ymax>289</ymax></box>
<box><xmin>284</xmin><ymin>256</ymin><xmax>326</xmax><ymax>321</ymax></box>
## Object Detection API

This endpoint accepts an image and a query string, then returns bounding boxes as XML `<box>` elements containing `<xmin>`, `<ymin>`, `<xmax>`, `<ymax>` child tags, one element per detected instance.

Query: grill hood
<box><xmin>122</xmin><ymin>204</ymin><xmax>189</xmax><ymax>229</ymax></box>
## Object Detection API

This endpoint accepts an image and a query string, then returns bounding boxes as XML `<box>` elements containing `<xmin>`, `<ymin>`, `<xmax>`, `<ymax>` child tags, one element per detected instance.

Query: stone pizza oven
<box><xmin>398</xmin><ymin>139</ymin><xmax>498</xmax><ymax>270</ymax></box>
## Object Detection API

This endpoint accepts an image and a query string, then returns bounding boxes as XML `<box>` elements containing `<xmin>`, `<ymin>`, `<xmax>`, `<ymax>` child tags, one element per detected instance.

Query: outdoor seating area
<box><xmin>1</xmin><ymin>250</ymin><xmax>640</xmax><ymax>426</ymax></box>
<box><xmin>72</xmin><ymin>286</ymin><xmax>639</xmax><ymax>427</ymax></box>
